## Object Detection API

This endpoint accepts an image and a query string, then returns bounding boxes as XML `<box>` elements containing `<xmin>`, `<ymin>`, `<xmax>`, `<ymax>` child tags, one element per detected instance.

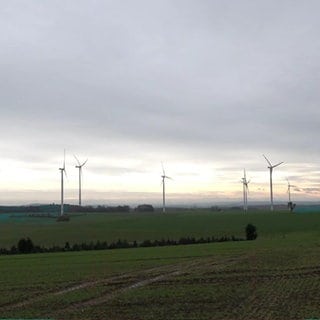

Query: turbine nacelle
<box><xmin>263</xmin><ymin>154</ymin><xmax>283</xmax><ymax>169</ymax></box>
<box><xmin>59</xmin><ymin>150</ymin><xmax>67</xmax><ymax>177</ymax></box>
<box><xmin>74</xmin><ymin>155</ymin><xmax>88</xmax><ymax>169</ymax></box>
<box><xmin>241</xmin><ymin>169</ymin><xmax>250</xmax><ymax>188</ymax></box>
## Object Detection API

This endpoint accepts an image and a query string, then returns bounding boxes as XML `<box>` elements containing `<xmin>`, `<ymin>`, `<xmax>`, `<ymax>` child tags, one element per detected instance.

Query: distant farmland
<box><xmin>0</xmin><ymin>209</ymin><xmax>320</xmax><ymax>248</ymax></box>
<box><xmin>0</xmin><ymin>209</ymin><xmax>319</xmax><ymax>319</ymax></box>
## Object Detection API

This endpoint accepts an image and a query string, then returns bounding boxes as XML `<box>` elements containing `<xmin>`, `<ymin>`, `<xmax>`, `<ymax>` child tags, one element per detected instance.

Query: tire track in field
<box><xmin>60</xmin><ymin>269</ymin><xmax>182</xmax><ymax>312</ymax></box>
<box><xmin>0</xmin><ymin>258</ymin><xmax>211</xmax><ymax>311</ymax></box>
<box><xmin>0</xmin><ymin>263</ymin><xmax>178</xmax><ymax>311</ymax></box>
<box><xmin>0</xmin><ymin>273</ymin><xmax>128</xmax><ymax>311</ymax></box>
<box><xmin>54</xmin><ymin>256</ymin><xmax>245</xmax><ymax>316</ymax></box>
<box><xmin>0</xmin><ymin>255</ymin><xmax>245</xmax><ymax>316</ymax></box>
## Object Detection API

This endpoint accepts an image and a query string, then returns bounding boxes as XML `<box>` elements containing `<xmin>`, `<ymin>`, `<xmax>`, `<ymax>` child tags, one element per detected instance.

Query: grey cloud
<box><xmin>1</xmin><ymin>1</ymin><xmax>320</xmax><ymax>202</ymax></box>
<box><xmin>302</xmin><ymin>187</ymin><xmax>320</xmax><ymax>195</ymax></box>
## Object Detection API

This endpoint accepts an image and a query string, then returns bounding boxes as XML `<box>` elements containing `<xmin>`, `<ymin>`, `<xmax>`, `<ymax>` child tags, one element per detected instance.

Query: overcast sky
<box><xmin>1</xmin><ymin>1</ymin><xmax>320</xmax><ymax>206</ymax></box>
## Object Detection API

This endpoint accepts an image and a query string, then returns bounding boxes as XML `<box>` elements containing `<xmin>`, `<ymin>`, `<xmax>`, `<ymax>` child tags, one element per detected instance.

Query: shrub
<box><xmin>18</xmin><ymin>237</ymin><xmax>34</xmax><ymax>253</ymax></box>
<box><xmin>246</xmin><ymin>224</ymin><xmax>257</xmax><ymax>240</ymax></box>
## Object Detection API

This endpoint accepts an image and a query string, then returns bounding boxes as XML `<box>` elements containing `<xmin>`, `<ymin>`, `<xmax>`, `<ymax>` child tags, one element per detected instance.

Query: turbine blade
<box><xmin>74</xmin><ymin>154</ymin><xmax>81</xmax><ymax>166</ymax></box>
<box><xmin>161</xmin><ymin>162</ymin><xmax>165</xmax><ymax>176</ymax></box>
<box><xmin>273</xmin><ymin>161</ymin><xmax>284</xmax><ymax>168</ymax></box>
<box><xmin>81</xmin><ymin>159</ymin><xmax>88</xmax><ymax>167</ymax></box>
<box><xmin>63</xmin><ymin>149</ymin><xmax>66</xmax><ymax>169</ymax></box>
<box><xmin>263</xmin><ymin>154</ymin><xmax>272</xmax><ymax>167</ymax></box>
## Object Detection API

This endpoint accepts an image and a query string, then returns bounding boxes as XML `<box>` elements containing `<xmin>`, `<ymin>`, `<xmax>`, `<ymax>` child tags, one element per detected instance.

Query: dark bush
<box><xmin>140</xmin><ymin>239</ymin><xmax>152</xmax><ymax>247</ymax></box>
<box><xmin>246</xmin><ymin>224</ymin><xmax>257</xmax><ymax>240</ymax></box>
<box><xmin>64</xmin><ymin>242</ymin><xmax>70</xmax><ymax>251</ymax></box>
<box><xmin>18</xmin><ymin>237</ymin><xmax>34</xmax><ymax>253</ymax></box>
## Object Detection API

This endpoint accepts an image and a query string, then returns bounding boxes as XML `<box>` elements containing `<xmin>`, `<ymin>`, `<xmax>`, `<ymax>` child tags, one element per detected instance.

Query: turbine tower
<box><xmin>59</xmin><ymin>150</ymin><xmax>67</xmax><ymax>216</ymax></box>
<box><xmin>74</xmin><ymin>155</ymin><xmax>88</xmax><ymax>206</ymax></box>
<box><xmin>263</xmin><ymin>155</ymin><xmax>283</xmax><ymax>211</ymax></box>
<box><xmin>161</xmin><ymin>163</ymin><xmax>172</xmax><ymax>213</ymax></box>
<box><xmin>241</xmin><ymin>169</ymin><xmax>250</xmax><ymax>212</ymax></box>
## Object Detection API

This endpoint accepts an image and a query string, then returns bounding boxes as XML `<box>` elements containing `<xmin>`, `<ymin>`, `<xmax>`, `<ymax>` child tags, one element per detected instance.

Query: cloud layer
<box><xmin>1</xmin><ymin>1</ymin><xmax>320</xmax><ymax>204</ymax></box>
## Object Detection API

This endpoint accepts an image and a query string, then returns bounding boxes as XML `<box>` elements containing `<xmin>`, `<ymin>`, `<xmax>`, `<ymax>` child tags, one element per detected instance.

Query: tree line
<box><xmin>0</xmin><ymin>204</ymin><xmax>132</xmax><ymax>214</ymax></box>
<box><xmin>0</xmin><ymin>224</ymin><xmax>257</xmax><ymax>255</ymax></box>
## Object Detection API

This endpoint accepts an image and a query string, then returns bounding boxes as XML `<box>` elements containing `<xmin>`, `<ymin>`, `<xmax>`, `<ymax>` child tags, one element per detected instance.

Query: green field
<box><xmin>0</xmin><ymin>210</ymin><xmax>320</xmax><ymax>319</ymax></box>
<box><xmin>1</xmin><ymin>209</ymin><xmax>320</xmax><ymax>247</ymax></box>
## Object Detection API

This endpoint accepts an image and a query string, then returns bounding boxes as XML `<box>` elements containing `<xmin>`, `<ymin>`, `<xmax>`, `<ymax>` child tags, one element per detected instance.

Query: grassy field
<box><xmin>1</xmin><ymin>209</ymin><xmax>320</xmax><ymax>247</ymax></box>
<box><xmin>0</xmin><ymin>209</ymin><xmax>320</xmax><ymax>319</ymax></box>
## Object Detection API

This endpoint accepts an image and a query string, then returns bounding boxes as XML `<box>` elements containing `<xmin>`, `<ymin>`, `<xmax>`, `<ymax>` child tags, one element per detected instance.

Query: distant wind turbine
<box><xmin>286</xmin><ymin>178</ymin><xmax>297</xmax><ymax>212</ymax></box>
<box><xmin>241</xmin><ymin>169</ymin><xmax>250</xmax><ymax>212</ymax></box>
<box><xmin>161</xmin><ymin>163</ymin><xmax>172</xmax><ymax>213</ymax></box>
<box><xmin>74</xmin><ymin>155</ymin><xmax>88</xmax><ymax>206</ymax></box>
<box><xmin>59</xmin><ymin>150</ymin><xmax>67</xmax><ymax>216</ymax></box>
<box><xmin>263</xmin><ymin>155</ymin><xmax>284</xmax><ymax>211</ymax></box>
<box><xmin>286</xmin><ymin>178</ymin><xmax>296</xmax><ymax>203</ymax></box>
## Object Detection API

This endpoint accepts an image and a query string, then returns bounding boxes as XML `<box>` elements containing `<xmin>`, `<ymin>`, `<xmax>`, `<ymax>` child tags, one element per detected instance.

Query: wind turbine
<box><xmin>241</xmin><ymin>169</ymin><xmax>250</xmax><ymax>212</ymax></box>
<box><xmin>286</xmin><ymin>178</ymin><xmax>297</xmax><ymax>202</ymax></box>
<box><xmin>59</xmin><ymin>150</ymin><xmax>67</xmax><ymax>216</ymax></box>
<box><xmin>74</xmin><ymin>155</ymin><xmax>88</xmax><ymax>206</ymax></box>
<box><xmin>286</xmin><ymin>178</ymin><xmax>296</xmax><ymax>212</ymax></box>
<box><xmin>263</xmin><ymin>155</ymin><xmax>283</xmax><ymax>211</ymax></box>
<box><xmin>161</xmin><ymin>163</ymin><xmax>172</xmax><ymax>213</ymax></box>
